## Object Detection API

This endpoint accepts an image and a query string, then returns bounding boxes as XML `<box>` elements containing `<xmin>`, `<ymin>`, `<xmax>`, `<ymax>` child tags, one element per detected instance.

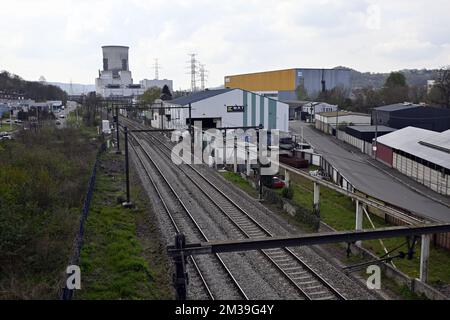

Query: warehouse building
<box><xmin>151</xmin><ymin>88</ymin><xmax>289</xmax><ymax>132</ymax></box>
<box><xmin>375</xmin><ymin>127</ymin><xmax>450</xmax><ymax>196</ymax></box>
<box><xmin>139</xmin><ymin>79</ymin><xmax>173</xmax><ymax>91</ymax></box>
<box><xmin>339</xmin><ymin>125</ymin><xmax>396</xmax><ymax>154</ymax></box>
<box><xmin>302</xmin><ymin>102</ymin><xmax>337</xmax><ymax>122</ymax></box>
<box><xmin>372</xmin><ymin>102</ymin><xmax>450</xmax><ymax>132</ymax></box>
<box><xmin>315</xmin><ymin>111</ymin><xmax>371</xmax><ymax>135</ymax></box>
<box><xmin>224</xmin><ymin>68</ymin><xmax>351</xmax><ymax>101</ymax></box>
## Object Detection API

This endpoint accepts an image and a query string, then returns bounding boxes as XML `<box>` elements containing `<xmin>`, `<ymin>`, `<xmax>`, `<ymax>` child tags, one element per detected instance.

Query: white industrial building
<box><xmin>315</xmin><ymin>111</ymin><xmax>371</xmax><ymax>135</ymax></box>
<box><xmin>150</xmin><ymin>88</ymin><xmax>289</xmax><ymax>132</ymax></box>
<box><xmin>95</xmin><ymin>46</ymin><xmax>145</xmax><ymax>97</ymax></box>
<box><xmin>140</xmin><ymin>79</ymin><xmax>173</xmax><ymax>91</ymax></box>
<box><xmin>95</xmin><ymin>46</ymin><xmax>173</xmax><ymax>98</ymax></box>
<box><xmin>302</xmin><ymin>102</ymin><xmax>337</xmax><ymax>121</ymax></box>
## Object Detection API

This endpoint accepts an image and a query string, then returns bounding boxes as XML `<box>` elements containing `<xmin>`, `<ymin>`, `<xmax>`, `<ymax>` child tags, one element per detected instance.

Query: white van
<box><xmin>102</xmin><ymin>120</ymin><xmax>111</xmax><ymax>134</ymax></box>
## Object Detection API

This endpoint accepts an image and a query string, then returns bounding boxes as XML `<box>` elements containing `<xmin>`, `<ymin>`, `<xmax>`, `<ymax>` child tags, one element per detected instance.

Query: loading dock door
<box><xmin>188</xmin><ymin>118</ymin><xmax>221</xmax><ymax>130</ymax></box>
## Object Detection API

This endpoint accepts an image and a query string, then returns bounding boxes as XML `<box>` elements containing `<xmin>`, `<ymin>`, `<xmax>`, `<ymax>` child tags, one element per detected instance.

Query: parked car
<box><xmin>272</xmin><ymin>176</ymin><xmax>286</xmax><ymax>188</ymax></box>
<box><xmin>59</xmin><ymin>114</ymin><xmax>66</xmax><ymax>119</ymax></box>
<box><xmin>261</xmin><ymin>175</ymin><xmax>286</xmax><ymax>188</ymax></box>
<box><xmin>0</xmin><ymin>134</ymin><xmax>12</xmax><ymax>141</ymax></box>
<box><xmin>55</xmin><ymin>120</ymin><xmax>62</xmax><ymax>125</ymax></box>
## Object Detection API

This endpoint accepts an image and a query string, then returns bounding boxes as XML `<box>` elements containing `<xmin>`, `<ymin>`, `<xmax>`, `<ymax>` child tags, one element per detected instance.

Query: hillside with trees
<box><xmin>0</xmin><ymin>71</ymin><xmax>68</xmax><ymax>103</ymax></box>
<box><xmin>348</xmin><ymin>68</ymin><xmax>439</xmax><ymax>89</ymax></box>
<box><xmin>319</xmin><ymin>67</ymin><xmax>450</xmax><ymax>113</ymax></box>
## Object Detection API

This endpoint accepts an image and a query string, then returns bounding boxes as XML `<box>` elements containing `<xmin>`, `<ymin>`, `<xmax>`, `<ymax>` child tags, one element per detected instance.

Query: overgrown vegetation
<box><xmin>221</xmin><ymin>171</ymin><xmax>258</xmax><ymax>197</ymax></box>
<box><xmin>0</xmin><ymin>126</ymin><xmax>99</xmax><ymax>299</ymax></box>
<box><xmin>77</xmin><ymin>153</ymin><xmax>173</xmax><ymax>299</ymax></box>
<box><xmin>281</xmin><ymin>185</ymin><xmax>294</xmax><ymax>199</ymax></box>
<box><xmin>320</xmin><ymin>67</ymin><xmax>450</xmax><ymax>113</ymax></box>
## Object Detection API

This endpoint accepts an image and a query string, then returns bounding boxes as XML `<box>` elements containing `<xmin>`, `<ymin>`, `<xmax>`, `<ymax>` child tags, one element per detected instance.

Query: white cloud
<box><xmin>0</xmin><ymin>0</ymin><xmax>449</xmax><ymax>88</ymax></box>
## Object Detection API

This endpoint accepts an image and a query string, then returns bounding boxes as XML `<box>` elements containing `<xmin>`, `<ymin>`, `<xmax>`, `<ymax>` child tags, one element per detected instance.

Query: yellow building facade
<box><xmin>224</xmin><ymin>69</ymin><xmax>297</xmax><ymax>92</ymax></box>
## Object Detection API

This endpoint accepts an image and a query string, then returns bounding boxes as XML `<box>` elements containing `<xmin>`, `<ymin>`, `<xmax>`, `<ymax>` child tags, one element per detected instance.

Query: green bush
<box><xmin>281</xmin><ymin>185</ymin><xmax>294</xmax><ymax>199</ymax></box>
<box><xmin>0</xmin><ymin>127</ymin><xmax>99</xmax><ymax>299</ymax></box>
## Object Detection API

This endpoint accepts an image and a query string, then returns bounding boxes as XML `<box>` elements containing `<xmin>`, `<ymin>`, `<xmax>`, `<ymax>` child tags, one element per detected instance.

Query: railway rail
<box><xmin>129</xmin><ymin>129</ymin><xmax>248</xmax><ymax>300</ymax></box>
<box><xmin>121</xmin><ymin>116</ymin><xmax>346</xmax><ymax>300</ymax></box>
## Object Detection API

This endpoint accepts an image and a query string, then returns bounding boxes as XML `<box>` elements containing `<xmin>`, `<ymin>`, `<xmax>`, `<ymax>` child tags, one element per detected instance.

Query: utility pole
<box><xmin>115</xmin><ymin>106</ymin><xmax>120</xmax><ymax>154</ymax></box>
<box><xmin>188</xmin><ymin>54</ymin><xmax>198</xmax><ymax>92</ymax></box>
<box><xmin>257</xmin><ymin>124</ymin><xmax>263</xmax><ymax>200</ymax></box>
<box><xmin>188</xmin><ymin>103</ymin><xmax>193</xmax><ymax>159</ymax></box>
<box><xmin>122</xmin><ymin>126</ymin><xmax>132</xmax><ymax>208</ymax></box>
<box><xmin>374</xmin><ymin>109</ymin><xmax>378</xmax><ymax>158</ymax></box>
<box><xmin>335</xmin><ymin>107</ymin><xmax>339</xmax><ymax>138</ymax></box>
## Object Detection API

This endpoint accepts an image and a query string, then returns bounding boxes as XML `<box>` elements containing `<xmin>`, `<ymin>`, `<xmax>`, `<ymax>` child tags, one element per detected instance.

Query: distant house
<box><xmin>315</xmin><ymin>111</ymin><xmax>371</xmax><ymax>136</ymax></box>
<box><xmin>372</xmin><ymin>103</ymin><xmax>450</xmax><ymax>132</ymax></box>
<box><xmin>302</xmin><ymin>102</ymin><xmax>337</xmax><ymax>121</ymax></box>
<box><xmin>279</xmin><ymin>100</ymin><xmax>338</xmax><ymax>121</ymax></box>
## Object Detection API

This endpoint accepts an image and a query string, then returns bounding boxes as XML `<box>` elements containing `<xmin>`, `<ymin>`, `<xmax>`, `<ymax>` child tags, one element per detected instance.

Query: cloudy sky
<box><xmin>0</xmin><ymin>0</ymin><xmax>449</xmax><ymax>89</ymax></box>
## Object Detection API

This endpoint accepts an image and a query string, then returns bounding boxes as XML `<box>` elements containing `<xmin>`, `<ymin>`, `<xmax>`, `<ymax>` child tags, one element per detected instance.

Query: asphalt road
<box><xmin>55</xmin><ymin>102</ymin><xmax>77</xmax><ymax>128</ymax></box>
<box><xmin>290</xmin><ymin>120</ymin><xmax>450</xmax><ymax>223</ymax></box>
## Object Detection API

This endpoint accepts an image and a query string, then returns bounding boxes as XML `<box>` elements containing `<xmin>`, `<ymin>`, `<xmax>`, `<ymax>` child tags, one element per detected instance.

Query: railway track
<box><xmin>121</xmin><ymin>116</ymin><xmax>346</xmax><ymax>300</ymax></box>
<box><xmin>129</xmin><ymin>130</ymin><xmax>248</xmax><ymax>300</ymax></box>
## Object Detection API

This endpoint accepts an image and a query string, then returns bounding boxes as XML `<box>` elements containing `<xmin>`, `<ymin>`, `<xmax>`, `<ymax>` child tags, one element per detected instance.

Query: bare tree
<box><xmin>434</xmin><ymin>66</ymin><xmax>450</xmax><ymax>108</ymax></box>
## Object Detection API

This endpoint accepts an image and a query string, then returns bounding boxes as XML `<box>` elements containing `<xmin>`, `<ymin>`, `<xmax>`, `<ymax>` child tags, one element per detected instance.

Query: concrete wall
<box><xmin>338</xmin><ymin>130</ymin><xmax>372</xmax><ymax>155</ymax></box>
<box><xmin>102</xmin><ymin>46</ymin><xmax>129</xmax><ymax>71</ymax></box>
<box><xmin>140</xmin><ymin>79</ymin><xmax>173</xmax><ymax>91</ymax></box>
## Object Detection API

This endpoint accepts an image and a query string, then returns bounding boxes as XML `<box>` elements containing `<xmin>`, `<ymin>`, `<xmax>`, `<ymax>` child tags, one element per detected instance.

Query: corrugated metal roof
<box><xmin>168</xmin><ymin>88</ymin><xmax>234</xmax><ymax>106</ymax></box>
<box><xmin>419</xmin><ymin>129</ymin><xmax>450</xmax><ymax>153</ymax></box>
<box><xmin>317</xmin><ymin>111</ymin><xmax>370</xmax><ymax>117</ymax></box>
<box><xmin>347</xmin><ymin>125</ymin><xmax>396</xmax><ymax>133</ymax></box>
<box><xmin>374</xmin><ymin>103</ymin><xmax>421</xmax><ymax>112</ymax></box>
<box><xmin>377</xmin><ymin>126</ymin><xmax>450</xmax><ymax>169</ymax></box>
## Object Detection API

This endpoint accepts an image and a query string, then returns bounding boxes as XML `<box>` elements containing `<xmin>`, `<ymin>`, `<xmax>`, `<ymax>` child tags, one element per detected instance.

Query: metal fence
<box><xmin>60</xmin><ymin>143</ymin><xmax>105</xmax><ymax>300</ymax></box>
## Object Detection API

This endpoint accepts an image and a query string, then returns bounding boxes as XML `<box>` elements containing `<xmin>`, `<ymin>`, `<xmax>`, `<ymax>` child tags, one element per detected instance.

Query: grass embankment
<box><xmin>221</xmin><ymin>171</ymin><xmax>450</xmax><ymax>288</ymax></box>
<box><xmin>221</xmin><ymin>171</ymin><xmax>258</xmax><ymax>197</ymax></box>
<box><xmin>0</xmin><ymin>123</ymin><xmax>18</xmax><ymax>132</ymax></box>
<box><xmin>0</xmin><ymin>126</ymin><xmax>99</xmax><ymax>299</ymax></box>
<box><xmin>77</xmin><ymin>152</ymin><xmax>173</xmax><ymax>300</ymax></box>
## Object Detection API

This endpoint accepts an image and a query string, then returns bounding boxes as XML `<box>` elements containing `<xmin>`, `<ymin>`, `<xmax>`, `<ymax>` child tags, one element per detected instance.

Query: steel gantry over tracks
<box><xmin>167</xmin><ymin>223</ymin><xmax>450</xmax><ymax>300</ymax></box>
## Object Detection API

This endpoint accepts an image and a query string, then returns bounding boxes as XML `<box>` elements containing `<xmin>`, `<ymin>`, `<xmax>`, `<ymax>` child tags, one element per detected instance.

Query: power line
<box><xmin>187</xmin><ymin>54</ymin><xmax>198</xmax><ymax>92</ymax></box>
